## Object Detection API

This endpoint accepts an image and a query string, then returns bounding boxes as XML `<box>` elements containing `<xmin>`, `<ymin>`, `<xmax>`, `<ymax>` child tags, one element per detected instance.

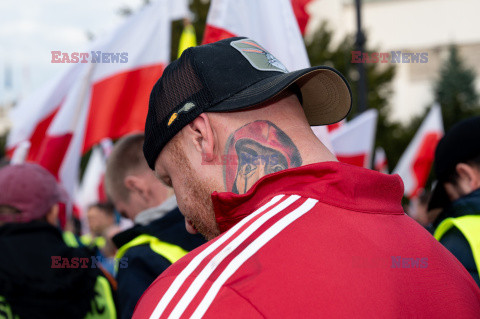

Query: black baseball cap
<box><xmin>143</xmin><ymin>37</ymin><xmax>352</xmax><ymax>170</ymax></box>
<box><xmin>428</xmin><ymin>116</ymin><xmax>480</xmax><ymax>210</ymax></box>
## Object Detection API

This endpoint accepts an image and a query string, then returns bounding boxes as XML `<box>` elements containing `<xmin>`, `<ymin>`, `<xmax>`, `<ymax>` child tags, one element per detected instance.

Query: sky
<box><xmin>0</xmin><ymin>0</ymin><xmax>143</xmax><ymax>105</ymax></box>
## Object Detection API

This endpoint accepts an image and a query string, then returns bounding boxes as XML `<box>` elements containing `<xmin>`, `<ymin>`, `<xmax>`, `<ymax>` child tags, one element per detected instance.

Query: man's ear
<box><xmin>185</xmin><ymin>113</ymin><xmax>216</xmax><ymax>162</ymax></box>
<box><xmin>124</xmin><ymin>175</ymin><xmax>148</xmax><ymax>199</ymax></box>
<box><xmin>456</xmin><ymin>163</ymin><xmax>480</xmax><ymax>191</ymax></box>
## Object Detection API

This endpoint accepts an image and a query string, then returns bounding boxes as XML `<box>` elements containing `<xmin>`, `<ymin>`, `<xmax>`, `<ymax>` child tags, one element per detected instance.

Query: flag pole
<box><xmin>355</xmin><ymin>0</ymin><xmax>367</xmax><ymax>114</ymax></box>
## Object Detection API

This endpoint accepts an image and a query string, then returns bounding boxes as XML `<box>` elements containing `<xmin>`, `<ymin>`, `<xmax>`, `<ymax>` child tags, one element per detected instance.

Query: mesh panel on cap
<box><xmin>152</xmin><ymin>50</ymin><xmax>205</xmax><ymax>122</ymax></box>
<box><xmin>144</xmin><ymin>49</ymin><xmax>213</xmax><ymax>169</ymax></box>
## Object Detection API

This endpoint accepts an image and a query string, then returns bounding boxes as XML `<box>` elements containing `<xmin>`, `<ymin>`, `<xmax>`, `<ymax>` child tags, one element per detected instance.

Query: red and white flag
<box><xmin>203</xmin><ymin>0</ymin><xmax>332</xmax><ymax>148</ymax></box>
<box><xmin>7</xmin><ymin>0</ymin><xmax>189</xmax><ymax>197</ymax></box>
<box><xmin>7</xmin><ymin>63</ymin><xmax>84</xmax><ymax>161</ymax></box>
<box><xmin>374</xmin><ymin>146</ymin><xmax>388</xmax><ymax>174</ymax></box>
<box><xmin>330</xmin><ymin>109</ymin><xmax>378</xmax><ymax>168</ymax></box>
<box><xmin>75</xmin><ymin>139</ymin><xmax>113</xmax><ymax>213</ymax></box>
<box><xmin>326</xmin><ymin>119</ymin><xmax>346</xmax><ymax>133</ymax></box>
<box><xmin>393</xmin><ymin>104</ymin><xmax>443</xmax><ymax>198</ymax></box>
<box><xmin>203</xmin><ymin>0</ymin><xmax>309</xmax><ymax>71</ymax></box>
<box><xmin>81</xmin><ymin>0</ymin><xmax>188</xmax><ymax>154</ymax></box>
<box><xmin>290</xmin><ymin>0</ymin><xmax>315</xmax><ymax>35</ymax></box>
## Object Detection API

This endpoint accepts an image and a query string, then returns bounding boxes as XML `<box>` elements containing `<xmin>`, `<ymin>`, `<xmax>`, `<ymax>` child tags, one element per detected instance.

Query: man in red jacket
<box><xmin>134</xmin><ymin>37</ymin><xmax>480</xmax><ymax>318</ymax></box>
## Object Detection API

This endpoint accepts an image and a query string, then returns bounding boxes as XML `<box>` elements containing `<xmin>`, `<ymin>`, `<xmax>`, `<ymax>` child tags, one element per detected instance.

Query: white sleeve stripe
<box><xmin>168</xmin><ymin>195</ymin><xmax>301</xmax><ymax>319</ymax></box>
<box><xmin>149</xmin><ymin>194</ymin><xmax>286</xmax><ymax>319</ymax></box>
<box><xmin>191</xmin><ymin>198</ymin><xmax>319</xmax><ymax>318</ymax></box>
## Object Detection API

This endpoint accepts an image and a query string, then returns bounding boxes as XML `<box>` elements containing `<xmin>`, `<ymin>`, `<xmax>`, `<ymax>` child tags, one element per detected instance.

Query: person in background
<box><xmin>83</xmin><ymin>202</ymin><xmax>117</xmax><ymax>250</ymax></box>
<box><xmin>0</xmin><ymin>163</ymin><xmax>116</xmax><ymax>319</ymax></box>
<box><xmin>429</xmin><ymin>116</ymin><xmax>480</xmax><ymax>286</ymax></box>
<box><xmin>104</xmin><ymin>133</ymin><xmax>205</xmax><ymax>319</ymax></box>
<box><xmin>408</xmin><ymin>189</ymin><xmax>442</xmax><ymax>233</ymax></box>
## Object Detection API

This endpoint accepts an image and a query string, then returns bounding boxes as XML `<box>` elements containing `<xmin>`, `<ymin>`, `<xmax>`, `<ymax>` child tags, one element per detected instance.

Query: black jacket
<box><xmin>436</xmin><ymin>188</ymin><xmax>480</xmax><ymax>287</ymax></box>
<box><xmin>0</xmin><ymin>221</ymin><xmax>101</xmax><ymax>319</ymax></box>
<box><xmin>112</xmin><ymin>207</ymin><xmax>205</xmax><ymax>319</ymax></box>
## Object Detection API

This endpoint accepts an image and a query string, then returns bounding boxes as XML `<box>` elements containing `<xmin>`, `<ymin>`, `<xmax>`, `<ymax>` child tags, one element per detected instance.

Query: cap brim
<box><xmin>428</xmin><ymin>181</ymin><xmax>451</xmax><ymax>211</ymax></box>
<box><xmin>208</xmin><ymin>66</ymin><xmax>352</xmax><ymax>126</ymax></box>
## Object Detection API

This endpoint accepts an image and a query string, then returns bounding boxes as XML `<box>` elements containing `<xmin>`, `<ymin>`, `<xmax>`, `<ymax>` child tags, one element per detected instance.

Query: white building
<box><xmin>305</xmin><ymin>0</ymin><xmax>480</xmax><ymax>122</ymax></box>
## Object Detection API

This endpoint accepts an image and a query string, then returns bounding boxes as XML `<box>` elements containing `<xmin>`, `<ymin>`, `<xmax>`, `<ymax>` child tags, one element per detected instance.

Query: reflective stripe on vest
<box><xmin>1</xmin><ymin>276</ymin><xmax>115</xmax><ymax>319</ymax></box>
<box><xmin>0</xmin><ymin>295</ymin><xmax>19</xmax><ymax>319</ymax></box>
<box><xmin>80</xmin><ymin>234</ymin><xmax>107</xmax><ymax>249</ymax></box>
<box><xmin>84</xmin><ymin>276</ymin><xmax>116</xmax><ymax>319</ymax></box>
<box><xmin>434</xmin><ymin>215</ymin><xmax>480</xmax><ymax>275</ymax></box>
<box><xmin>63</xmin><ymin>231</ymin><xmax>80</xmax><ymax>248</ymax></box>
<box><xmin>114</xmin><ymin>234</ymin><xmax>189</xmax><ymax>273</ymax></box>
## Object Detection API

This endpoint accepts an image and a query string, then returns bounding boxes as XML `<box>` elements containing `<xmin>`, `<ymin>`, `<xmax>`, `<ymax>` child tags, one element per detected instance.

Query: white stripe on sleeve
<box><xmin>149</xmin><ymin>194</ymin><xmax>287</xmax><ymax>319</ymax></box>
<box><xmin>168</xmin><ymin>195</ymin><xmax>301</xmax><ymax>318</ymax></box>
<box><xmin>191</xmin><ymin>198</ymin><xmax>318</xmax><ymax>318</ymax></box>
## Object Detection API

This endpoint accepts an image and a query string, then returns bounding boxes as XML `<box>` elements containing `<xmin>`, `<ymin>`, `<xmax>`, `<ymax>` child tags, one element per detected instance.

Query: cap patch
<box><xmin>168</xmin><ymin>102</ymin><xmax>196</xmax><ymax>126</ymax></box>
<box><xmin>231</xmin><ymin>39</ymin><xmax>288</xmax><ymax>73</ymax></box>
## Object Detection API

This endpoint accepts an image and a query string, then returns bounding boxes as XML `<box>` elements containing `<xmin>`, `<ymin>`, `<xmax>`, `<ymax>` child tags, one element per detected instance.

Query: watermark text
<box><xmin>51</xmin><ymin>51</ymin><xmax>128</xmax><ymax>63</ymax></box>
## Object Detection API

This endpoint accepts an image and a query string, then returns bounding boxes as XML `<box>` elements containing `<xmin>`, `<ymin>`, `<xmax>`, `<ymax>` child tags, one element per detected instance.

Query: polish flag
<box><xmin>83</xmin><ymin>0</ymin><xmax>189</xmax><ymax>153</ymax></box>
<box><xmin>75</xmin><ymin>139</ymin><xmax>113</xmax><ymax>214</ymax></box>
<box><xmin>6</xmin><ymin>63</ymin><xmax>84</xmax><ymax>161</ymax></box>
<box><xmin>393</xmin><ymin>105</ymin><xmax>443</xmax><ymax>198</ymax></box>
<box><xmin>326</xmin><ymin>119</ymin><xmax>345</xmax><ymax>133</ymax></box>
<box><xmin>203</xmin><ymin>0</ymin><xmax>309</xmax><ymax>71</ymax></box>
<box><xmin>203</xmin><ymin>0</ymin><xmax>332</xmax><ymax>147</ymax></box>
<box><xmin>7</xmin><ymin>0</ymin><xmax>189</xmax><ymax>197</ymax></box>
<box><xmin>290</xmin><ymin>0</ymin><xmax>315</xmax><ymax>35</ymax></box>
<box><xmin>374</xmin><ymin>147</ymin><xmax>389</xmax><ymax>174</ymax></box>
<box><xmin>330</xmin><ymin>109</ymin><xmax>378</xmax><ymax>168</ymax></box>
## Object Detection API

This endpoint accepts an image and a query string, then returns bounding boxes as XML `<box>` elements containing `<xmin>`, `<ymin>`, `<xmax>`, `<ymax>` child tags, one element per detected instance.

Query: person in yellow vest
<box><xmin>0</xmin><ymin>163</ymin><xmax>116</xmax><ymax>319</ymax></box>
<box><xmin>429</xmin><ymin>116</ymin><xmax>480</xmax><ymax>286</ymax></box>
<box><xmin>104</xmin><ymin>133</ymin><xmax>205</xmax><ymax>319</ymax></box>
<box><xmin>82</xmin><ymin>202</ymin><xmax>117</xmax><ymax>249</ymax></box>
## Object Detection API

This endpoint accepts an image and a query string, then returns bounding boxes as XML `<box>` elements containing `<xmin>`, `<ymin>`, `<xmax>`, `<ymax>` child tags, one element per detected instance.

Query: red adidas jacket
<box><xmin>133</xmin><ymin>162</ymin><xmax>480</xmax><ymax>318</ymax></box>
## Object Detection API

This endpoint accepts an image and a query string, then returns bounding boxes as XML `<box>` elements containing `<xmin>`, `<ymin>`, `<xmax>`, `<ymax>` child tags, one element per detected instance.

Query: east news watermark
<box><xmin>51</xmin><ymin>256</ymin><xmax>128</xmax><ymax>269</ymax></box>
<box><xmin>51</xmin><ymin>51</ymin><xmax>128</xmax><ymax>63</ymax></box>
<box><xmin>351</xmin><ymin>51</ymin><xmax>428</xmax><ymax>64</ymax></box>
<box><xmin>351</xmin><ymin>255</ymin><xmax>429</xmax><ymax>269</ymax></box>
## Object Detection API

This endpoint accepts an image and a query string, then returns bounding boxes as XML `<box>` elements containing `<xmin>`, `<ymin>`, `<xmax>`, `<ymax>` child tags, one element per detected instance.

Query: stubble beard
<box><xmin>172</xmin><ymin>140</ymin><xmax>221</xmax><ymax>241</ymax></box>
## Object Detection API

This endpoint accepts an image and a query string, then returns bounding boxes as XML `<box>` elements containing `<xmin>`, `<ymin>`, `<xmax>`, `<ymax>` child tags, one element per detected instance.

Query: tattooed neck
<box><xmin>224</xmin><ymin>120</ymin><xmax>302</xmax><ymax>194</ymax></box>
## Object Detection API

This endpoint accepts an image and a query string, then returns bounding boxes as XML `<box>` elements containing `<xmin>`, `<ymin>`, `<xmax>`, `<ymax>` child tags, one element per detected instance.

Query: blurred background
<box><xmin>0</xmin><ymin>0</ymin><xmax>479</xmax><ymax>213</ymax></box>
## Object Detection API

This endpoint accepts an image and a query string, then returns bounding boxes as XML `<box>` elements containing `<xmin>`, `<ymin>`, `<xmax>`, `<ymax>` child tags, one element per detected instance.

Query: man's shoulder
<box><xmin>133</xmin><ymin>193</ymin><xmax>480</xmax><ymax>318</ymax></box>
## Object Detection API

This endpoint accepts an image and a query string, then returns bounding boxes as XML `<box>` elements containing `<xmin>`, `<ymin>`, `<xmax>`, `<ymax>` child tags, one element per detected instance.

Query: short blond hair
<box><xmin>105</xmin><ymin>133</ymin><xmax>149</xmax><ymax>201</ymax></box>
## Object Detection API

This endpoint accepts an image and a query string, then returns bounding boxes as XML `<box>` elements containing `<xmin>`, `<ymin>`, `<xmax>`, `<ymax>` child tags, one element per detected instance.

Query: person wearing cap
<box><xmin>430</xmin><ymin>117</ymin><xmax>480</xmax><ymax>287</ymax></box>
<box><xmin>133</xmin><ymin>38</ymin><xmax>480</xmax><ymax>318</ymax></box>
<box><xmin>104</xmin><ymin>133</ymin><xmax>205</xmax><ymax>319</ymax></box>
<box><xmin>0</xmin><ymin>163</ymin><xmax>117</xmax><ymax>319</ymax></box>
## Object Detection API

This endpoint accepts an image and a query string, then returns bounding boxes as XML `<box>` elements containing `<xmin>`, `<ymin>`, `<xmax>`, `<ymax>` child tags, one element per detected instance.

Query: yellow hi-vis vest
<box><xmin>63</xmin><ymin>231</ymin><xmax>81</xmax><ymax>248</ymax></box>
<box><xmin>80</xmin><ymin>234</ymin><xmax>107</xmax><ymax>249</ymax></box>
<box><xmin>114</xmin><ymin>234</ymin><xmax>189</xmax><ymax>274</ymax></box>
<box><xmin>61</xmin><ymin>233</ymin><xmax>116</xmax><ymax>318</ymax></box>
<box><xmin>0</xmin><ymin>276</ymin><xmax>116</xmax><ymax>319</ymax></box>
<box><xmin>434</xmin><ymin>215</ymin><xmax>480</xmax><ymax>276</ymax></box>
<box><xmin>84</xmin><ymin>276</ymin><xmax>116</xmax><ymax>319</ymax></box>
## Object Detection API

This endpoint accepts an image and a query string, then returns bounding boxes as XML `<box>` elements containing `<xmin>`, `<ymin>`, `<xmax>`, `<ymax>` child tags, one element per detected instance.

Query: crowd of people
<box><xmin>1</xmin><ymin>37</ymin><xmax>479</xmax><ymax>318</ymax></box>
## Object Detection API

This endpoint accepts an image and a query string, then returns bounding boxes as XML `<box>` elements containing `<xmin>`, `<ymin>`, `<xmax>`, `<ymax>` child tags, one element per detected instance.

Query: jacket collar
<box><xmin>134</xmin><ymin>195</ymin><xmax>178</xmax><ymax>226</ymax></box>
<box><xmin>447</xmin><ymin>187</ymin><xmax>480</xmax><ymax>218</ymax></box>
<box><xmin>211</xmin><ymin>161</ymin><xmax>405</xmax><ymax>233</ymax></box>
<box><xmin>113</xmin><ymin>207</ymin><xmax>182</xmax><ymax>248</ymax></box>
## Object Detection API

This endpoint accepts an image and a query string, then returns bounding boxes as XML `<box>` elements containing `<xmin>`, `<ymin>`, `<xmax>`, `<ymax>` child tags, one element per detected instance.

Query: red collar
<box><xmin>211</xmin><ymin>161</ymin><xmax>405</xmax><ymax>233</ymax></box>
